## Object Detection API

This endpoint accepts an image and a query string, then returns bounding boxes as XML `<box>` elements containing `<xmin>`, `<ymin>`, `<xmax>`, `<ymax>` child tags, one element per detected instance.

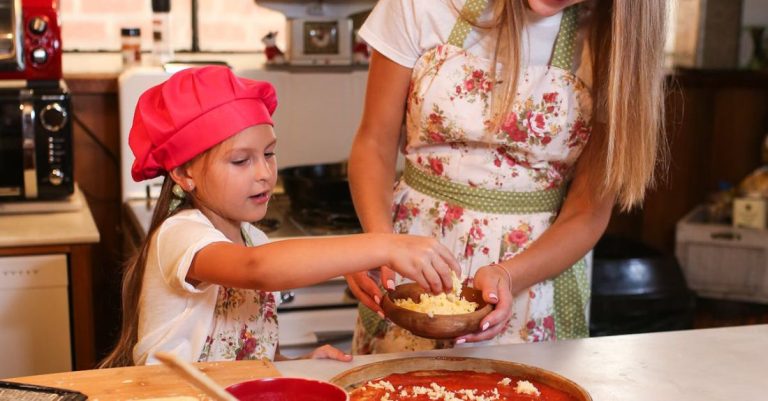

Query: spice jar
<box><xmin>121</xmin><ymin>27</ymin><xmax>142</xmax><ymax>67</ymax></box>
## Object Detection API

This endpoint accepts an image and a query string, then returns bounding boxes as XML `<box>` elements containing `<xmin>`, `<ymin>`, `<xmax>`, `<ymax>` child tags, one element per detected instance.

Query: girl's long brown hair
<box><xmin>99</xmin><ymin>176</ymin><xmax>192</xmax><ymax>368</ymax></box>
<box><xmin>472</xmin><ymin>0</ymin><xmax>668</xmax><ymax>210</ymax></box>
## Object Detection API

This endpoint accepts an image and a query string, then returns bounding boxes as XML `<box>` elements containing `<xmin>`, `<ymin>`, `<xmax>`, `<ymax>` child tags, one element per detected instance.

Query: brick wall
<box><xmin>60</xmin><ymin>0</ymin><xmax>286</xmax><ymax>52</ymax></box>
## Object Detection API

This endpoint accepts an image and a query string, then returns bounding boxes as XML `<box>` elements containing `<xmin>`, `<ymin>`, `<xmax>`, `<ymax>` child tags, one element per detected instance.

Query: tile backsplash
<box><xmin>61</xmin><ymin>0</ymin><xmax>287</xmax><ymax>52</ymax></box>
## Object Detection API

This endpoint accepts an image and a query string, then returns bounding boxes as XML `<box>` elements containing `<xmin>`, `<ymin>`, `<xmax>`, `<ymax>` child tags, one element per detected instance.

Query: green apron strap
<box><xmin>403</xmin><ymin>160</ymin><xmax>565</xmax><ymax>214</ymax></box>
<box><xmin>553</xmin><ymin>258</ymin><xmax>590</xmax><ymax>339</ymax></box>
<box><xmin>447</xmin><ymin>0</ymin><xmax>489</xmax><ymax>48</ymax></box>
<box><xmin>550</xmin><ymin>5</ymin><xmax>581</xmax><ymax>71</ymax></box>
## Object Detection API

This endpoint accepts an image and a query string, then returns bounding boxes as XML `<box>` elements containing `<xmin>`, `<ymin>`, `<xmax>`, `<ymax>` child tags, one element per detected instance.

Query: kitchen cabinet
<box><xmin>0</xmin><ymin>186</ymin><xmax>100</xmax><ymax>372</ymax></box>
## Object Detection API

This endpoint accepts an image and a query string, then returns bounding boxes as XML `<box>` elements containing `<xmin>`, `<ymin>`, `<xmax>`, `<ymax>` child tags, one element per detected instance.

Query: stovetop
<box><xmin>124</xmin><ymin>193</ymin><xmax>361</xmax><ymax>241</ymax></box>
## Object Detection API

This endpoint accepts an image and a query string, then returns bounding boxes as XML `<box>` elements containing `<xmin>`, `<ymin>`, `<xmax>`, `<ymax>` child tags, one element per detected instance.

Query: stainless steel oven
<box><xmin>0</xmin><ymin>83</ymin><xmax>72</xmax><ymax>200</ymax></box>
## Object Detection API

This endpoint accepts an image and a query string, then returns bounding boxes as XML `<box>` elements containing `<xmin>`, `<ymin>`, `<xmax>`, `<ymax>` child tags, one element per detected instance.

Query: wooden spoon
<box><xmin>154</xmin><ymin>352</ymin><xmax>239</xmax><ymax>401</ymax></box>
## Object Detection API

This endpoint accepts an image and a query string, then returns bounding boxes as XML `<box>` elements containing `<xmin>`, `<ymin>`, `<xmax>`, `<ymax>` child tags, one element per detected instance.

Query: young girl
<box><xmin>100</xmin><ymin>66</ymin><xmax>460</xmax><ymax>367</ymax></box>
<box><xmin>346</xmin><ymin>0</ymin><xmax>668</xmax><ymax>353</ymax></box>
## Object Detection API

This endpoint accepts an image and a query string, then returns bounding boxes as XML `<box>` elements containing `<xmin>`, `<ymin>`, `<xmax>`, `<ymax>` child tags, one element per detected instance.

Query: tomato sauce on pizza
<box><xmin>348</xmin><ymin>370</ymin><xmax>578</xmax><ymax>401</ymax></box>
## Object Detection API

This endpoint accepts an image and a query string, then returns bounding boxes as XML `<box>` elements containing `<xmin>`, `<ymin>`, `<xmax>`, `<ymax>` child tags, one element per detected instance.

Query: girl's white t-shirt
<box><xmin>359</xmin><ymin>0</ymin><xmax>591</xmax><ymax>84</ymax></box>
<box><xmin>133</xmin><ymin>209</ymin><xmax>269</xmax><ymax>365</ymax></box>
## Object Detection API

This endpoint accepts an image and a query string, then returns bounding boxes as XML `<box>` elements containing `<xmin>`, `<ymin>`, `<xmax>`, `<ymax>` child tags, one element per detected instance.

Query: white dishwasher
<box><xmin>0</xmin><ymin>254</ymin><xmax>72</xmax><ymax>378</ymax></box>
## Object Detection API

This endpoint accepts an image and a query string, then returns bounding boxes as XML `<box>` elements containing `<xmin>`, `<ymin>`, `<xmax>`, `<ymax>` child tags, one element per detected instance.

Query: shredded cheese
<box><xmin>394</xmin><ymin>272</ymin><xmax>479</xmax><ymax>316</ymax></box>
<box><xmin>514</xmin><ymin>380</ymin><xmax>541</xmax><ymax>396</ymax></box>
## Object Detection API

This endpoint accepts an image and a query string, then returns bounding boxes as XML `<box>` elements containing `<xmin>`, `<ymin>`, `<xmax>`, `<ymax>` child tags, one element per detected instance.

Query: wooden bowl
<box><xmin>330</xmin><ymin>356</ymin><xmax>591</xmax><ymax>401</ymax></box>
<box><xmin>380</xmin><ymin>283</ymin><xmax>493</xmax><ymax>339</ymax></box>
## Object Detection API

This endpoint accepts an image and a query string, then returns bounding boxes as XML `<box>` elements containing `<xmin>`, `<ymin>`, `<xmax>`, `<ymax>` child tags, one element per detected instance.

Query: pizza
<box><xmin>347</xmin><ymin>369</ymin><xmax>578</xmax><ymax>401</ymax></box>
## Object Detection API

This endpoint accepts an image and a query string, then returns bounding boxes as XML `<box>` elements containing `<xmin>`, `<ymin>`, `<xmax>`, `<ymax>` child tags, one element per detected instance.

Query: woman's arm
<box><xmin>345</xmin><ymin>50</ymin><xmax>414</xmax><ymax>312</ymax></box>
<box><xmin>462</xmin><ymin>144</ymin><xmax>615</xmax><ymax>342</ymax></box>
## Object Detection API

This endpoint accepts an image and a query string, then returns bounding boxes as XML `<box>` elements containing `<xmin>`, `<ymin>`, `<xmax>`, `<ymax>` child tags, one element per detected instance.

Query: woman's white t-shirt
<box><xmin>133</xmin><ymin>209</ymin><xmax>270</xmax><ymax>365</ymax></box>
<box><xmin>359</xmin><ymin>0</ymin><xmax>591</xmax><ymax>85</ymax></box>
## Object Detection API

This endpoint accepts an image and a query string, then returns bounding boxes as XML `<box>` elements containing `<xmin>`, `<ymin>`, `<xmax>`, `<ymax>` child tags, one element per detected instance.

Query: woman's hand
<box><xmin>345</xmin><ymin>269</ymin><xmax>387</xmax><ymax>315</ymax></box>
<box><xmin>304</xmin><ymin>344</ymin><xmax>353</xmax><ymax>362</ymax></box>
<box><xmin>386</xmin><ymin>234</ymin><xmax>461</xmax><ymax>295</ymax></box>
<box><xmin>456</xmin><ymin>264</ymin><xmax>514</xmax><ymax>343</ymax></box>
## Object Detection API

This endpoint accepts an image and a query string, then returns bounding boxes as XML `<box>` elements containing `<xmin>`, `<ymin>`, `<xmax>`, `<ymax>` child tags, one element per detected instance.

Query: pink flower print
<box><xmin>441</xmin><ymin>204</ymin><xmax>464</xmax><ymax>229</ymax></box>
<box><xmin>493</xmin><ymin>158</ymin><xmax>502</xmax><ymax>167</ymax></box>
<box><xmin>526</xmin><ymin>320</ymin><xmax>536</xmax><ymax>330</ymax></box>
<box><xmin>501</xmin><ymin>114</ymin><xmax>529</xmax><ymax>143</ymax></box>
<box><xmin>543</xmin><ymin>92</ymin><xmax>558</xmax><ymax>104</ymax></box>
<box><xmin>455</xmin><ymin>85</ymin><xmax>462</xmax><ymax>95</ymax></box>
<box><xmin>468</xmin><ymin>224</ymin><xmax>484</xmax><ymax>241</ymax></box>
<box><xmin>526</xmin><ymin>111</ymin><xmax>547</xmax><ymax>135</ymax></box>
<box><xmin>482</xmin><ymin>247</ymin><xmax>490</xmax><ymax>255</ymax></box>
<box><xmin>472</xmin><ymin>69</ymin><xmax>484</xmax><ymax>80</ymax></box>
<box><xmin>428</xmin><ymin>131</ymin><xmax>446</xmax><ymax>143</ymax></box>
<box><xmin>464</xmin><ymin>242</ymin><xmax>474</xmax><ymax>257</ymax></box>
<box><xmin>464</xmin><ymin>79</ymin><xmax>475</xmax><ymax>92</ymax></box>
<box><xmin>507</xmin><ymin>229</ymin><xmax>528</xmax><ymax>247</ymax></box>
<box><xmin>411</xmin><ymin>207</ymin><xmax>420</xmax><ymax>217</ymax></box>
<box><xmin>541</xmin><ymin>135</ymin><xmax>552</xmax><ymax>145</ymax></box>
<box><xmin>236</xmin><ymin>337</ymin><xmax>258</xmax><ymax>360</ymax></box>
<box><xmin>428</xmin><ymin>157</ymin><xmax>444</xmax><ymax>175</ymax></box>
<box><xmin>568</xmin><ymin>118</ymin><xmax>590</xmax><ymax>147</ymax></box>
<box><xmin>428</xmin><ymin>113</ymin><xmax>443</xmax><ymax>125</ymax></box>
<box><xmin>543</xmin><ymin>315</ymin><xmax>555</xmax><ymax>333</ymax></box>
<box><xmin>395</xmin><ymin>205</ymin><xmax>409</xmax><ymax>222</ymax></box>
<box><xmin>500</xmin><ymin>113</ymin><xmax>517</xmax><ymax>133</ymax></box>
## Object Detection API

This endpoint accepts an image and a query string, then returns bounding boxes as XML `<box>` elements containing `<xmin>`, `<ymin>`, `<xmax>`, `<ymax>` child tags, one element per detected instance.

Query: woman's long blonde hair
<box><xmin>476</xmin><ymin>0</ymin><xmax>668</xmax><ymax>210</ymax></box>
<box><xmin>99</xmin><ymin>176</ymin><xmax>192</xmax><ymax>368</ymax></box>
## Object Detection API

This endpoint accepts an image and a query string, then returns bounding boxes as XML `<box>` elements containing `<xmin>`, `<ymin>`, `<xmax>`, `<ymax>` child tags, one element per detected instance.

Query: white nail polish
<box><xmin>489</xmin><ymin>293</ymin><xmax>498</xmax><ymax>302</ymax></box>
<box><xmin>377</xmin><ymin>311</ymin><xmax>386</xmax><ymax>319</ymax></box>
<box><xmin>455</xmin><ymin>339</ymin><xmax>466</xmax><ymax>344</ymax></box>
<box><xmin>374</xmin><ymin>295</ymin><xmax>381</xmax><ymax>304</ymax></box>
<box><xmin>482</xmin><ymin>322</ymin><xmax>490</xmax><ymax>331</ymax></box>
<box><xmin>386</xmin><ymin>280</ymin><xmax>395</xmax><ymax>290</ymax></box>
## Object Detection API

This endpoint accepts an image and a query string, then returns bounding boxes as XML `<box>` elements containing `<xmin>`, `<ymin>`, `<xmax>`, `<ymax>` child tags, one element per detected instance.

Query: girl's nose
<box><xmin>254</xmin><ymin>157</ymin><xmax>274</xmax><ymax>181</ymax></box>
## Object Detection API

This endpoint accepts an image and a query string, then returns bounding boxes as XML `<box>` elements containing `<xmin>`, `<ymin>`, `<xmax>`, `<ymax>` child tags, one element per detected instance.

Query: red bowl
<box><xmin>226</xmin><ymin>377</ymin><xmax>349</xmax><ymax>401</ymax></box>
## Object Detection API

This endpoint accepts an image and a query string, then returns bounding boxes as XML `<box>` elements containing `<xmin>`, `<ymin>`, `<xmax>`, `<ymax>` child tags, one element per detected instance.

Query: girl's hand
<box><xmin>387</xmin><ymin>235</ymin><xmax>461</xmax><ymax>295</ymax></box>
<box><xmin>303</xmin><ymin>344</ymin><xmax>353</xmax><ymax>362</ymax></box>
<box><xmin>456</xmin><ymin>264</ymin><xmax>514</xmax><ymax>343</ymax></box>
<box><xmin>345</xmin><ymin>270</ymin><xmax>385</xmax><ymax>314</ymax></box>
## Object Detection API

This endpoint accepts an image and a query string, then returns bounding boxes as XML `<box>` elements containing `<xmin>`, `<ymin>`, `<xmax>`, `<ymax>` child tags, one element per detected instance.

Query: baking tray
<box><xmin>0</xmin><ymin>380</ymin><xmax>87</xmax><ymax>401</ymax></box>
<box><xmin>330</xmin><ymin>356</ymin><xmax>591</xmax><ymax>401</ymax></box>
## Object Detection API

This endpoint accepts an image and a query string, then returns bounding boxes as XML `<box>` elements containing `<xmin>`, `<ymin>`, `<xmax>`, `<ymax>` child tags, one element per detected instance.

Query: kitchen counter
<box><xmin>0</xmin><ymin>185</ymin><xmax>99</xmax><ymax>247</ymax></box>
<box><xmin>276</xmin><ymin>325</ymin><xmax>767</xmax><ymax>401</ymax></box>
<box><xmin>6</xmin><ymin>325</ymin><xmax>766</xmax><ymax>400</ymax></box>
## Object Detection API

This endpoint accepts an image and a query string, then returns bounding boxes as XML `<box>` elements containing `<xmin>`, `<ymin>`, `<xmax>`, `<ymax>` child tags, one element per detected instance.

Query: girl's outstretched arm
<box><xmin>188</xmin><ymin>233</ymin><xmax>461</xmax><ymax>294</ymax></box>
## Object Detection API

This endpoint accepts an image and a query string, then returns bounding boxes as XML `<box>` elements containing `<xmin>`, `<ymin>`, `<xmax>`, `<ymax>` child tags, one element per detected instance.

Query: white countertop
<box><xmin>274</xmin><ymin>325</ymin><xmax>768</xmax><ymax>401</ymax></box>
<box><xmin>0</xmin><ymin>185</ymin><xmax>100</xmax><ymax>247</ymax></box>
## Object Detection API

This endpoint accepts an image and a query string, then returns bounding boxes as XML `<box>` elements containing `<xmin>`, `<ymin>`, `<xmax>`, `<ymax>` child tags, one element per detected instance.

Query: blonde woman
<box><xmin>346</xmin><ymin>0</ymin><xmax>668</xmax><ymax>353</ymax></box>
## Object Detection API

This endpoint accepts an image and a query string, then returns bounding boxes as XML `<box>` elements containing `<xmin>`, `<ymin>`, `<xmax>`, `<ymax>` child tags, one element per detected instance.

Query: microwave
<box><xmin>0</xmin><ymin>82</ymin><xmax>72</xmax><ymax>200</ymax></box>
<box><xmin>0</xmin><ymin>0</ymin><xmax>62</xmax><ymax>81</ymax></box>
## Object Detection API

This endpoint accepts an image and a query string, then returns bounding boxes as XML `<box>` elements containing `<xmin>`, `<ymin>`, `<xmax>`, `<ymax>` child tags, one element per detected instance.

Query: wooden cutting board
<box><xmin>7</xmin><ymin>359</ymin><xmax>280</xmax><ymax>400</ymax></box>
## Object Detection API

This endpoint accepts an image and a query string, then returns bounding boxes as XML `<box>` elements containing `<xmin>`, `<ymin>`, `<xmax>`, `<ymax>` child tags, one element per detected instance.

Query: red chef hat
<box><xmin>129</xmin><ymin>66</ymin><xmax>277</xmax><ymax>181</ymax></box>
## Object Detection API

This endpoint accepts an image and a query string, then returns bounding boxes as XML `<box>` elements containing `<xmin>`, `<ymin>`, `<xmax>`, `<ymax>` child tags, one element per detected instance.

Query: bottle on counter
<box><xmin>151</xmin><ymin>0</ymin><xmax>173</xmax><ymax>65</ymax></box>
<box><xmin>121</xmin><ymin>27</ymin><xmax>142</xmax><ymax>68</ymax></box>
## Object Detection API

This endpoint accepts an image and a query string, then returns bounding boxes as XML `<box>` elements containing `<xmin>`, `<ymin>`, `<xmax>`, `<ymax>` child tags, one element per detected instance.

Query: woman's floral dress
<box><xmin>353</xmin><ymin>2</ymin><xmax>593</xmax><ymax>354</ymax></box>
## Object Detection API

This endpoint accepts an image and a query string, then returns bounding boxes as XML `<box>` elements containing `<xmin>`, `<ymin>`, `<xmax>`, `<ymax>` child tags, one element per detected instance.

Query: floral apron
<box><xmin>353</xmin><ymin>0</ymin><xmax>593</xmax><ymax>354</ymax></box>
<box><xmin>198</xmin><ymin>229</ymin><xmax>279</xmax><ymax>361</ymax></box>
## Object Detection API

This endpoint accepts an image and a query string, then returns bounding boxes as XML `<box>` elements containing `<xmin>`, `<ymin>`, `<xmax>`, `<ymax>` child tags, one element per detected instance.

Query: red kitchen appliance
<box><xmin>0</xmin><ymin>0</ymin><xmax>62</xmax><ymax>82</ymax></box>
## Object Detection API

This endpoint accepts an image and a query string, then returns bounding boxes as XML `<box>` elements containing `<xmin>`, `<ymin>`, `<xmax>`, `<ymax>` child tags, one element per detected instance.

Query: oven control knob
<box><xmin>28</xmin><ymin>17</ymin><xmax>48</xmax><ymax>35</ymax></box>
<box><xmin>41</xmin><ymin>103</ymin><xmax>68</xmax><ymax>132</ymax></box>
<box><xmin>31</xmin><ymin>47</ymin><xmax>48</xmax><ymax>65</ymax></box>
<box><xmin>49</xmin><ymin>169</ymin><xmax>64</xmax><ymax>186</ymax></box>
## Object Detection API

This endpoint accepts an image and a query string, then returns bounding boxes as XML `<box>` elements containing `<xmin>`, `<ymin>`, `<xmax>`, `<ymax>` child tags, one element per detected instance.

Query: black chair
<box><xmin>589</xmin><ymin>236</ymin><xmax>697</xmax><ymax>336</ymax></box>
